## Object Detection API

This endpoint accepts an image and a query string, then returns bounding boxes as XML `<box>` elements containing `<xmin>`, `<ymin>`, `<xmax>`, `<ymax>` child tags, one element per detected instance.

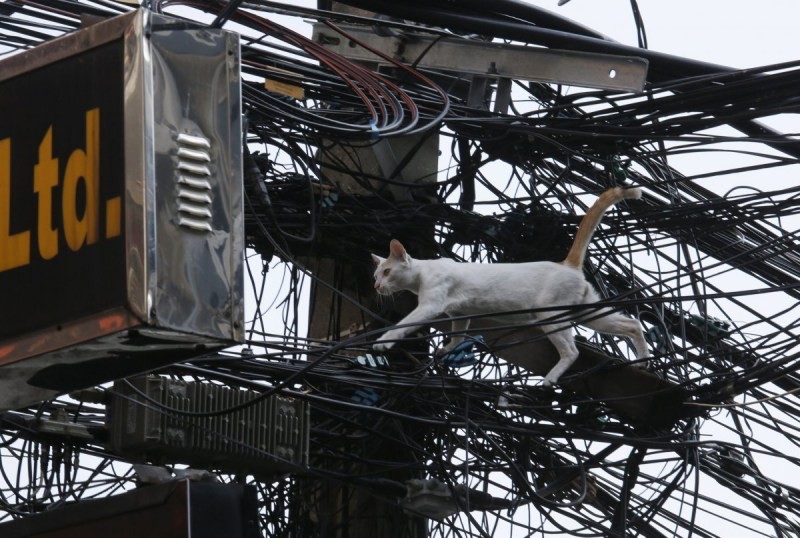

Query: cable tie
<box><xmin>356</xmin><ymin>353</ymin><xmax>389</xmax><ymax>368</ymax></box>
<box><xmin>369</xmin><ymin>119</ymin><xmax>380</xmax><ymax>141</ymax></box>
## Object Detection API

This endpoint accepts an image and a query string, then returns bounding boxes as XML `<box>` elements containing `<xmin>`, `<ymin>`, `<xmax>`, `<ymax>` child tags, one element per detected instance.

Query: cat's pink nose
<box><xmin>374</xmin><ymin>281</ymin><xmax>381</xmax><ymax>290</ymax></box>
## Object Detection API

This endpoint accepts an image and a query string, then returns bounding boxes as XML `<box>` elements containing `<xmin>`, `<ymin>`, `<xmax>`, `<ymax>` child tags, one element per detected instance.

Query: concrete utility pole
<box><xmin>296</xmin><ymin>3</ymin><xmax>436</xmax><ymax>536</ymax></box>
<box><xmin>300</xmin><ymin>2</ymin><xmax>684</xmax><ymax>534</ymax></box>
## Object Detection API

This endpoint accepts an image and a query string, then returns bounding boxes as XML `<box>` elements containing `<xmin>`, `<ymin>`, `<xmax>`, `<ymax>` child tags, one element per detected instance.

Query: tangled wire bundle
<box><xmin>2</xmin><ymin>1</ymin><xmax>800</xmax><ymax>536</ymax></box>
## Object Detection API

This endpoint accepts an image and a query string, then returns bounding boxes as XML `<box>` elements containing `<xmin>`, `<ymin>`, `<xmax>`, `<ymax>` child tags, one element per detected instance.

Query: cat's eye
<box><xmin>383</xmin><ymin>268</ymin><xmax>390</xmax><ymax>277</ymax></box>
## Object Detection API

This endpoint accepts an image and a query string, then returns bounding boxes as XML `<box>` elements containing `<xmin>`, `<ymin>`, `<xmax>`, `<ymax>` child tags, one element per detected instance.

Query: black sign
<box><xmin>0</xmin><ymin>40</ymin><xmax>127</xmax><ymax>340</ymax></box>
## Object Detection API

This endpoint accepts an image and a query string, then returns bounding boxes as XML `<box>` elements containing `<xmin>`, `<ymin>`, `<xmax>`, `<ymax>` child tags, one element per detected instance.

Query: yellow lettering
<box><xmin>0</xmin><ymin>138</ymin><xmax>31</xmax><ymax>272</ymax></box>
<box><xmin>33</xmin><ymin>128</ymin><xmax>59</xmax><ymax>260</ymax></box>
<box><xmin>105</xmin><ymin>196</ymin><xmax>121</xmax><ymax>239</ymax></box>
<box><xmin>62</xmin><ymin>108</ymin><xmax>100</xmax><ymax>252</ymax></box>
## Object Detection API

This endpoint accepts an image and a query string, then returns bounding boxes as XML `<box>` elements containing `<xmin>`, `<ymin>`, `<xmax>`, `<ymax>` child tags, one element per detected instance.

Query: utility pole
<box><xmin>298</xmin><ymin>3</ymin><xmax>683</xmax><ymax>535</ymax></box>
<box><xmin>294</xmin><ymin>4</ymin><xmax>436</xmax><ymax>536</ymax></box>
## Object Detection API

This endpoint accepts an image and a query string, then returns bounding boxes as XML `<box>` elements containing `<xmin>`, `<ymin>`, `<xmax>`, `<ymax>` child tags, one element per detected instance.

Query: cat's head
<box><xmin>371</xmin><ymin>239</ymin><xmax>413</xmax><ymax>296</ymax></box>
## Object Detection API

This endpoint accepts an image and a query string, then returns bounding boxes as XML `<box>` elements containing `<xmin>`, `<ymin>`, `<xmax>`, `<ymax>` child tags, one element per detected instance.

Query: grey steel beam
<box><xmin>313</xmin><ymin>23</ymin><xmax>648</xmax><ymax>92</ymax></box>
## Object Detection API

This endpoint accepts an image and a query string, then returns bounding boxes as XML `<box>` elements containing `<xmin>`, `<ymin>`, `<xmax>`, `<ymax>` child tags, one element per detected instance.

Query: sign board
<box><xmin>0</xmin><ymin>10</ymin><xmax>244</xmax><ymax>409</ymax></box>
<box><xmin>0</xmin><ymin>40</ymin><xmax>127</xmax><ymax>340</ymax></box>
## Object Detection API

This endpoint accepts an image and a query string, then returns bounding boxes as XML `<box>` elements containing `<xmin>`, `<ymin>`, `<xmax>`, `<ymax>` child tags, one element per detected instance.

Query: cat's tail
<box><xmin>561</xmin><ymin>187</ymin><xmax>641</xmax><ymax>269</ymax></box>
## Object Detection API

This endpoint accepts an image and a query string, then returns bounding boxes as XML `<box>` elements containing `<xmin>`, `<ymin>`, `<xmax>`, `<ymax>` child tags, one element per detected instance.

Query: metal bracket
<box><xmin>313</xmin><ymin>23</ymin><xmax>648</xmax><ymax>92</ymax></box>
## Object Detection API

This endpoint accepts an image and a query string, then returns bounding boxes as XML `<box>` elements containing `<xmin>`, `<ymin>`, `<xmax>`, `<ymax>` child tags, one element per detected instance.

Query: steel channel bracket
<box><xmin>314</xmin><ymin>23</ymin><xmax>648</xmax><ymax>92</ymax></box>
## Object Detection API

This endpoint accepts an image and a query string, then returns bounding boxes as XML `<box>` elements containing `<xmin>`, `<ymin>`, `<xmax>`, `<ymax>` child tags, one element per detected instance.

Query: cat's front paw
<box><xmin>375</xmin><ymin>329</ymin><xmax>403</xmax><ymax>351</ymax></box>
<box><xmin>373</xmin><ymin>340</ymin><xmax>395</xmax><ymax>352</ymax></box>
<box><xmin>541</xmin><ymin>376</ymin><xmax>558</xmax><ymax>388</ymax></box>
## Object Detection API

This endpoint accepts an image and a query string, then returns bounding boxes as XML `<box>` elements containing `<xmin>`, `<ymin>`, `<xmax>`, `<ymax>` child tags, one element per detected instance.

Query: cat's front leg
<box><xmin>373</xmin><ymin>303</ymin><xmax>441</xmax><ymax>351</ymax></box>
<box><xmin>374</xmin><ymin>329</ymin><xmax>403</xmax><ymax>351</ymax></box>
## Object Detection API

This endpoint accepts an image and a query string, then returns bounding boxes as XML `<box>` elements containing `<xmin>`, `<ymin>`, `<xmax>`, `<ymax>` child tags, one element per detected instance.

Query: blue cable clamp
<box><xmin>439</xmin><ymin>336</ymin><xmax>484</xmax><ymax>368</ymax></box>
<box><xmin>687</xmin><ymin>313</ymin><xmax>731</xmax><ymax>337</ymax></box>
<box><xmin>320</xmin><ymin>191</ymin><xmax>339</xmax><ymax>209</ymax></box>
<box><xmin>351</xmin><ymin>388</ymin><xmax>380</xmax><ymax>406</ymax></box>
<box><xmin>645</xmin><ymin>326</ymin><xmax>669</xmax><ymax>355</ymax></box>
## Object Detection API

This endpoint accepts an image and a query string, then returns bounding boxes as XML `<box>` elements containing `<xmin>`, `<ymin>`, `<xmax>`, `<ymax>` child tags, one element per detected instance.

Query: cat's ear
<box><xmin>389</xmin><ymin>239</ymin><xmax>410</xmax><ymax>262</ymax></box>
<box><xmin>371</xmin><ymin>253</ymin><xmax>384</xmax><ymax>266</ymax></box>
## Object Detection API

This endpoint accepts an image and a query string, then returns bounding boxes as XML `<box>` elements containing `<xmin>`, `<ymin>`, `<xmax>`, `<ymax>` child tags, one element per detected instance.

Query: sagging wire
<box><xmin>3</xmin><ymin>1</ymin><xmax>800</xmax><ymax>536</ymax></box>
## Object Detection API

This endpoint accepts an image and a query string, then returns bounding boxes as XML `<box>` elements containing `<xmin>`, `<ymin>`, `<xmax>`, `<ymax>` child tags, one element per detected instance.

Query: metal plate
<box><xmin>314</xmin><ymin>23</ymin><xmax>648</xmax><ymax>92</ymax></box>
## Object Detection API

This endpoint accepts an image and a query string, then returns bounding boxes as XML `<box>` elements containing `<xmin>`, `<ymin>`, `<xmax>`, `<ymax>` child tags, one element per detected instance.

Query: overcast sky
<box><xmin>540</xmin><ymin>0</ymin><xmax>800</xmax><ymax>69</ymax></box>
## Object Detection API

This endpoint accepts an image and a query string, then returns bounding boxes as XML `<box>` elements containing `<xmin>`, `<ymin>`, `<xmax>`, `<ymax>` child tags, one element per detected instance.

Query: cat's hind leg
<box><xmin>542</xmin><ymin>324</ymin><xmax>580</xmax><ymax>387</ymax></box>
<box><xmin>582</xmin><ymin>311</ymin><xmax>650</xmax><ymax>366</ymax></box>
<box><xmin>438</xmin><ymin>318</ymin><xmax>471</xmax><ymax>355</ymax></box>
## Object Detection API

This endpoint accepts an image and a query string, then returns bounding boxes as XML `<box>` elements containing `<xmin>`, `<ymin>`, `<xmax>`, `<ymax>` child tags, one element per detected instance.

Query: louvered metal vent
<box><xmin>175</xmin><ymin>132</ymin><xmax>214</xmax><ymax>232</ymax></box>
<box><xmin>107</xmin><ymin>376</ymin><xmax>309</xmax><ymax>474</ymax></box>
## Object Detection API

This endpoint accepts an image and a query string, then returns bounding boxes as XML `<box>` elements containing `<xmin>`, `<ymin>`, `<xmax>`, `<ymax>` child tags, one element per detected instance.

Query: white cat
<box><xmin>371</xmin><ymin>187</ymin><xmax>649</xmax><ymax>386</ymax></box>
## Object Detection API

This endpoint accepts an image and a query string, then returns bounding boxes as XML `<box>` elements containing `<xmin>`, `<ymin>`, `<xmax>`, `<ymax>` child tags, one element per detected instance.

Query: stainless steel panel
<box><xmin>148</xmin><ymin>14</ymin><xmax>243</xmax><ymax>341</ymax></box>
<box><xmin>123</xmin><ymin>10</ymin><xmax>151</xmax><ymax>322</ymax></box>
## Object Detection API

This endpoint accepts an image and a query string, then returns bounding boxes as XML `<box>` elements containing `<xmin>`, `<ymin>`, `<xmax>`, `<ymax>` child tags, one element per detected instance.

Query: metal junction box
<box><xmin>108</xmin><ymin>376</ymin><xmax>310</xmax><ymax>474</ymax></box>
<box><xmin>0</xmin><ymin>10</ymin><xmax>244</xmax><ymax>410</ymax></box>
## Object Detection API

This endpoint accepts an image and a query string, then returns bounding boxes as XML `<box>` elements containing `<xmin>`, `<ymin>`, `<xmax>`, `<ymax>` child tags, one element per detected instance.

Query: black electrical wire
<box><xmin>3</xmin><ymin>1</ymin><xmax>800</xmax><ymax>537</ymax></box>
